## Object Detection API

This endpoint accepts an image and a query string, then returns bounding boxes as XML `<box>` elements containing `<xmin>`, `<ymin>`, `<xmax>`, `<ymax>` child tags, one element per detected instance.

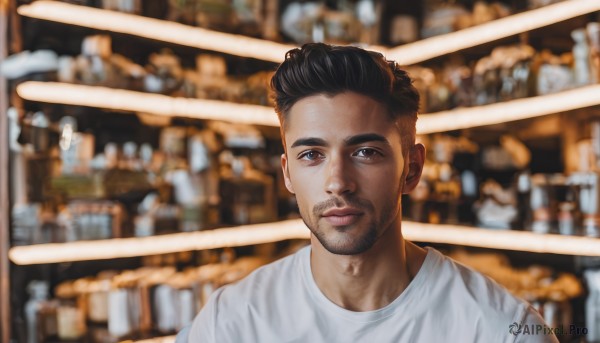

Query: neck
<box><xmin>309</xmin><ymin>221</ymin><xmax>426</xmax><ymax>312</ymax></box>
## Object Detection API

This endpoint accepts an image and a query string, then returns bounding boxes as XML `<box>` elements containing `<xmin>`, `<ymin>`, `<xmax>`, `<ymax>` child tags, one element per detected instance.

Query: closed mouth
<box><xmin>321</xmin><ymin>207</ymin><xmax>363</xmax><ymax>217</ymax></box>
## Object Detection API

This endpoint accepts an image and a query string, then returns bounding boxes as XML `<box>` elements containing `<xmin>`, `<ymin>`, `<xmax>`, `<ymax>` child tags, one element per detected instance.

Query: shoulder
<box><xmin>428</xmin><ymin>248</ymin><xmax>526</xmax><ymax>311</ymax></box>
<box><xmin>512</xmin><ymin>306</ymin><xmax>559</xmax><ymax>343</ymax></box>
<box><xmin>187</xmin><ymin>246</ymin><xmax>308</xmax><ymax>341</ymax></box>
<box><xmin>422</xmin><ymin>248</ymin><xmax>545</xmax><ymax>339</ymax></box>
<box><xmin>219</xmin><ymin>245</ymin><xmax>306</xmax><ymax>305</ymax></box>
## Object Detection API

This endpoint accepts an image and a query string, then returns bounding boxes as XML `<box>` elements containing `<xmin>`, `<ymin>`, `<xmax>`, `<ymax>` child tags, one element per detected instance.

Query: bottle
<box><xmin>571</xmin><ymin>28</ymin><xmax>592</xmax><ymax>86</ymax></box>
<box><xmin>529</xmin><ymin>175</ymin><xmax>551</xmax><ymax>234</ymax></box>
<box><xmin>263</xmin><ymin>0</ymin><xmax>280</xmax><ymax>40</ymax></box>
<box><xmin>557</xmin><ymin>202</ymin><xmax>575</xmax><ymax>236</ymax></box>
<box><xmin>355</xmin><ymin>0</ymin><xmax>380</xmax><ymax>45</ymax></box>
<box><xmin>121</xmin><ymin>141</ymin><xmax>140</xmax><ymax>171</ymax></box>
<box><xmin>54</xmin><ymin>279</ymin><xmax>90</xmax><ymax>341</ymax></box>
<box><xmin>426</xmin><ymin>135</ymin><xmax>461</xmax><ymax>224</ymax></box>
<box><xmin>587</xmin><ymin>22</ymin><xmax>600</xmax><ymax>84</ymax></box>
<box><xmin>25</xmin><ymin>281</ymin><xmax>58</xmax><ymax>343</ymax></box>
<box><xmin>220</xmin><ymin>155</ymin><xmax>276</xmax><ymax>225</ymax></box>
<box><xmin>556</xmin><ymin>181</ymin><xmax>579</xmax><ymax>236</ymax></box>
<box><xmin>578</xmin><ymin>173</ymin><xmax>600</xmax><ymax>237</ymax></box>
<box><xmin>108</xmin><ymin>274</ymin><xmax>142</xmax><ymax>340</ymax></box>
<box><xmin>59</xmin><ymin>116</ymin><xmax>95</xmax><ymax>175</ymax></box>
<box><xmin>515</xmin><ymin>171</ymin><xmax>532</xmax><ymax>230</ymax></box>
<box><xmin>104</xmin><ymin>142</ymin><xmax>119</xmax><ymax>170</ymax></box>
<box><xmin>12</xmin><ymin>203</ymin><xmax>41</xmax><ymax>246</ymax></box>
<box><xmin>31</xmin><ymin>111</ymin><xmax>50</xmax><ymax>153</ymax></box>
<box><xmin>56</xmin><ymin>302</ymin><xmax>86</xmax><ymax>341</ymax></box>
<box><xmin>584</xmin><ymin>270</ymin><xmax>600</xmax><ymax>341</ymax></box>
<box><xmin>108</xmin><ymin>288</ymin><xmax>132</xmax><ymax>339</ymax></box>
<box><xmin>435</xmin><ymin>162</ymin><xmax>461</xmax><ymax>224</ymax></box>
<box><xmin>388</xmin><ymin>11</ymin><xmax>418</xmax><ymax>46</ymax></box>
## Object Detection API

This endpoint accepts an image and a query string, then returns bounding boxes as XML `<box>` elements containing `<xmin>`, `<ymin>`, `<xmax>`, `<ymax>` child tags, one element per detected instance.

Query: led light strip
<box><xmin>9</xmin><ymin>219</ymin><xmax>600</xmax><ymax>265</ymax></box>
<box><xmin>9</xmin><ymin>219</ymin><xmax>311</xmax><ymax>265</ymax></box>
<box><xmin>17</xmin><ymin>1</ymin><xmax>294</xmax><ymax>63</ymax></box>
<box><xmin>17</xmin><ymin>81</ymin><xmax>600</xmax><ymax>132</ymax></box>
<box><xmin>16</xmin><ymin>82</ymin><xmax>279</xmax><ymax>127</ymax></box>
<box><xmin>403</xmin><ymin>221</ymin><xmax>600</xmax><ymax>256</ymax></box>
<box><xmin>18</xmin><ymin>1</ymin><xmax>600</xmax><ymax>65</ymax></box>
<box><xmin>417</xmin><ymin>84</ymin><xmax>600</xmax><ymax>134</ymax></box>
<box><xmin>131</xmin><ymin>336</ymin><xmax>175</xmax><ymax>343</ymax></box>
<box><xmin>386</xmin><ymin>0</ymin><xmax>600</xmax><ymax>64</ymax></box>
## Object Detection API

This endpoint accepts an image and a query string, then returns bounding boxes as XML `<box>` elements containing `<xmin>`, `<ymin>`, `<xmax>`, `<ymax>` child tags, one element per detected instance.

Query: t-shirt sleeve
<box><xmin>174</xmin><ymin>324</ymin><xmax>190</xmax><ymax>343</ymax></box>
<box><xmin>512</xmin><ymin>305</ymin><xmax>559</xmax><ymax>343</ymax></box>
<box><xmin>186</xmin><ymin>287</ymin><xmax>225</xmax><ymax>343</ymax></box>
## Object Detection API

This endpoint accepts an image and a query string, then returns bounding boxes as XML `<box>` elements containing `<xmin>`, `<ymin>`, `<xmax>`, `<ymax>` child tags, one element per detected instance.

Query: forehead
<box><xmin>284</xmin><ymin>92</ymin><xmax>399</xmax><ymax>144</ymax></box>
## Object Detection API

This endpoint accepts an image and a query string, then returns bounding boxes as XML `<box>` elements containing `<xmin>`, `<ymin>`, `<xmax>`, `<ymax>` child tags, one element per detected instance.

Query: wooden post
<box><xmin>0</xmin><ymin>0</ymin><xmax>10</xmax><ymax>341</ymax></box>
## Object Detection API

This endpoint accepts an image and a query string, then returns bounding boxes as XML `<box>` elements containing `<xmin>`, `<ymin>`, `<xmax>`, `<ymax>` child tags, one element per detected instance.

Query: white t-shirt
<box><xmin>181</xmin><ymin>246</ymin><xmax>558</xmax><ymax>343</ymax></box>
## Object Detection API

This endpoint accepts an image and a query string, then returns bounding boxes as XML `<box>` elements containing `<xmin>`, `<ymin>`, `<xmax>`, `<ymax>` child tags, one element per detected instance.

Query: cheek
<box><xmin>293</xmin><ymin>190</ymin><xmax>317</xmax><ymax>224</ymax></box>
<box><xmin>365</xmin><ymin>161</ymin><xmax>403</xmax><ymax>184</ymax></box>
<box><xmin>289</xmin><ymin>162</ymin><xmax>323</xmax><ymax>188</ymax></box>
<box><xmin>363</xmin><ymin>165</ymin><xmax>403</xmax><ymax>201</ymax></box>
<box><xmin>372</xmin><ymin>178</ymin><xmax>401</xmax><ymax>199</ymax></box>
<box><xmin>288</xmin><ymin>166</ymin><xmax>317</xmax><ymax>207</ymax></box>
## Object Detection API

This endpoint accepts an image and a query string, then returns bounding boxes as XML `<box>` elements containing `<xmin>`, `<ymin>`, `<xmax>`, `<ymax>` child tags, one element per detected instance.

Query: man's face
<box><xmin>281</xmin><ymin>92</ymin><xmax>422</xmax><ymax>255</ymax></box>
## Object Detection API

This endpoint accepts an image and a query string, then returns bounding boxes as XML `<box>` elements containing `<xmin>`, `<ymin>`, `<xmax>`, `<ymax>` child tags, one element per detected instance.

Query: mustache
<box><xmin>313</xmin><ymin>196</ymin><xmax>374</xmax><ymax>216</ymax></box>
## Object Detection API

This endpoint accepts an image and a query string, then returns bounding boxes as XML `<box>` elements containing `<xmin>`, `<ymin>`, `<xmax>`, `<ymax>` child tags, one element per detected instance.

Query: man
<box><xmin>180</xmin><ymin>43</ymin><xmax>557</xmax><ymax>342</ymax></box>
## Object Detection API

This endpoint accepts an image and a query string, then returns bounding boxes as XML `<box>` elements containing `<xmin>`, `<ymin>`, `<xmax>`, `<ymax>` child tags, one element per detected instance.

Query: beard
<box><xmin>299</xmin><ymin>194</ymin><xmax>400</xmax><ymax>255</ymax></box>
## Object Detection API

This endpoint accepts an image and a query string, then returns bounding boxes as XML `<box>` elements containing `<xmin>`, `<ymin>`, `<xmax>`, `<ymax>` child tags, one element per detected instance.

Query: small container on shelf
<box><xmin>54</xmin><ymin>280</ymin><xmax>88</xmax><ymax>341</ymax></box>
<box><xmin>25</xmin><ymin>281</ymin><xmax>58</xmax><ymax>343</ymax></box>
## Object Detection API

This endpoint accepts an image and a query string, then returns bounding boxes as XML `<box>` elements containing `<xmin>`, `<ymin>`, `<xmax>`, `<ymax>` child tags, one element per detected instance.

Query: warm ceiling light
<box><xmin>18</xmin><ymin>81</ymin><xmax>600</xmax><ymax>133</ymax></box>
<box><xmin>417</xmin><ymin>84</ymin><xmax>600</xmax><ymax>134</ymax></box>
<box><xmin>17</xmin><ymin>0</ymin><xmax>295</xmax><ymax>62</ymax></box>
<box><xmin>16</xmin><ymin>82</ymin><xmax>279</xmax><ymax>127</ymax></box>
<box><xmin>9</xmin><ymin>219</ymin><xmax>311</xmax><ymax>265</ymax></box>
<box><xmin>387</xmin><ymin>0</ymin><xmax>600</xmax><ymax>65</ymax></box>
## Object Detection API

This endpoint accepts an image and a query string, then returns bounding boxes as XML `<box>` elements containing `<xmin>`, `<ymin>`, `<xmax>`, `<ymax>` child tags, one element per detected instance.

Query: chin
<box><xmin>319</xmin><ymin>239</ymin><xmax>375</xmax><ymax>255</ymax></box>
<box><xmin>313</xmin><ymin>224</ymin><xmax>378</xmax><ymax>256</ymax></box>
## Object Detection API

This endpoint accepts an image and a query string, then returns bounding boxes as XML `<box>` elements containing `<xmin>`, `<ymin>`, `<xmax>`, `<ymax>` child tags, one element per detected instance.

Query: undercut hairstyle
<box><xmin>270</xmin><ymin>43</ymin><xmax>420</xmax><ymax>156</ymax></box>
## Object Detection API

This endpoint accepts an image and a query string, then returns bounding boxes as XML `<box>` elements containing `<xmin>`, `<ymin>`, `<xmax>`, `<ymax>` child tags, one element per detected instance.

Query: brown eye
<box><xmin>354</xmin><ymin>148</ymin><xmax>381</xmax><ymax>159</ymax></box>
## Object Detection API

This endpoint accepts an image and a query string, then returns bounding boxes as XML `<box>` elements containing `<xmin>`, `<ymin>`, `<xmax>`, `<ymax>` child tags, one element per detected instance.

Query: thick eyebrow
<box><xmin>344</xmin><ymin>133</ymin><xmax>390</xmax><ymax>146</ymax></box>
<box><xmin>291</xmin><ymin>137</ymin><xmax>328</xmax><ymax>149</ymax></box>
<box><xmin>290</xmin><ymin>133</ymin><xmax>390</xmax><ymax>149</ymax></box>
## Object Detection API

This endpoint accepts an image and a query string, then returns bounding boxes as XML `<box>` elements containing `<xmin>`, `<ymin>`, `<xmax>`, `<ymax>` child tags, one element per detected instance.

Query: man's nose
<box><xmin>324</xmin><ymin>155</ymin><xmax>356</xmax><ymax>196</ymax></box>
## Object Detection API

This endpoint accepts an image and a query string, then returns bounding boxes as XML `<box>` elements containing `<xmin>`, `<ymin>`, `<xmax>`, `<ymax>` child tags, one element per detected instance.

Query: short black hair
<box><xmin>270</xmin><ymin>43</ymin><xmax>420</xmax><ymax>154</ymax></box>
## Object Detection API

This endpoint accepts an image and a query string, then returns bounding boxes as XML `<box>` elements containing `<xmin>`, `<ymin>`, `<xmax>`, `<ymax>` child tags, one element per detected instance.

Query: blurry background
<box><xmin>1</xmin><ymin>0</ymin><xmax>600</xmax><ymax>342</ymax></box>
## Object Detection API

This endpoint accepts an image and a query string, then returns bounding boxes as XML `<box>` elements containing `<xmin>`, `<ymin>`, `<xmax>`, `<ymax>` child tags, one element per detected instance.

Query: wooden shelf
<box><xmin>16</xmin><ymin>82</ymin><xmax>278</xmax><ymax>127</ymax></box>
<box><xmin>133</xmin><ymin>336</ymin><xmax>176</xmax><ymax>343</ymax></box>
<box><xmin>17</xmin><ymin>0</ymin><xmax>600</xmax><ymax>65</ymax></box>
<box><xmin>9</xmin><ymin>219</ymin><xmax>600</xmax><ymax>265</ymax></box>
<box><xmin>385</xmin><ymin>0</ymin><xmax>600</xmax><ymax>64</ymax></box>
<box><xmin>403</xmin><ymin>221</ymin><xmax>600</xmax><ymax>257</ymax></box>
<box><xmin>9</xmin><ymin>219</ymin><xmax>310</xmax><ymax>265</ymax></box>
<box><xmin>16</xmin><ymin>81</ymin><xmax>600</xmax><ymax>132</ymax></box>
<box><xmin>417</xmin><ymin>84</ymin><xmax>600</xmax><ymax>134</ymax></box>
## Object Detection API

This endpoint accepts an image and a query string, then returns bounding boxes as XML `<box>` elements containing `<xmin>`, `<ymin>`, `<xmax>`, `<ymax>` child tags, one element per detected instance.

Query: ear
<box><xmin>281</xmin><ymin>153</ymin><xmax>295</xmax><ymax>194</ymax></box>
<box><xmin>402</xmin><ymin>143</ymin><xmax>425</xmax><ymax>194</ymax></box>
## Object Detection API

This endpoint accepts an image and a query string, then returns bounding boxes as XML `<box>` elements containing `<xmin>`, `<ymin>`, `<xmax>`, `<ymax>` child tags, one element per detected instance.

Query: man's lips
<box><xmin>321</xmin><ymin>207</ymin><xmax>363</xmax><ymax>226</ymax></box>
<box><xmin>322</xmin><ymin>207</ymin><xmax>363</xmax><ymax>217</ymax></box>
